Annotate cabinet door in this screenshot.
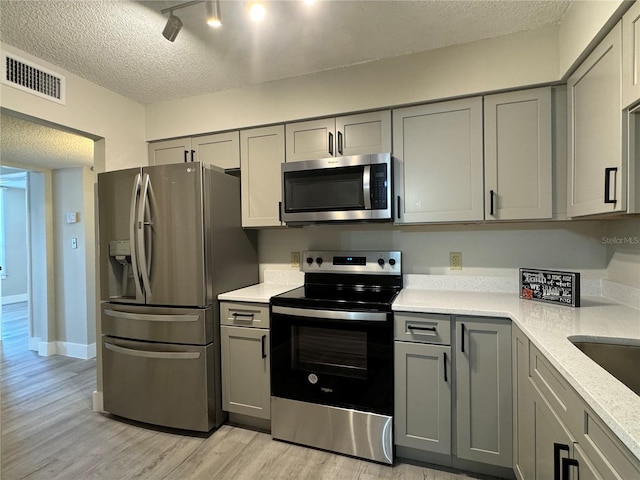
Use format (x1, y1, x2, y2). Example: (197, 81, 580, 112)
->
(623, 0, 640, 109)
(393, 98, 484, 223)
(513, 326, 535, 480)
(285, 118, 335, 162)
(148, 138, 192, 165)
(221, 326, 270, 420)
(394, 341, 451, 455)
(531, 392, 575, 480)
(568, 22, 625, 217)
(455, 317, 512, 468)
(240, 125, 285, 227)
(335, 110, 391, 156)
(193, 131, 239, 170)
(484, 88, 552, 220)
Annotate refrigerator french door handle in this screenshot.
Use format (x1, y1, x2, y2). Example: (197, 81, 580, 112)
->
(104, 341, 201, 360)
(137, 174, 153, 298)
(129, 174, 144, 300)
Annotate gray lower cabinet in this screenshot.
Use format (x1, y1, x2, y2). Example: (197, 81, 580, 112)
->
(395, 313, 512, 476)
(515, 329, 640, 480)
(394, 340, 451, 455)
(455, 317, 513, 468)
(220, 301, 270, 421)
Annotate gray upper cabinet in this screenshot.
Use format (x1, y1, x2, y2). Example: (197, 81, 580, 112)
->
(484, 88, 553, 221)
(148, 132, 240, 169)
(285, 110, 391, 162)
(240, 125, 286, 227)
(455, 317, 512, 468)
(623, 0, 640, 109)
(568, 22, 626, 217)
(393, 98, 484, 223)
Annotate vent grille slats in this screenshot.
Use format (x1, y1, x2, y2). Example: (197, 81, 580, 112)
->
(1, 52, 66, 104)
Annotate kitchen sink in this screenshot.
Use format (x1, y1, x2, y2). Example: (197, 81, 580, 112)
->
(569, 338, 640, 396)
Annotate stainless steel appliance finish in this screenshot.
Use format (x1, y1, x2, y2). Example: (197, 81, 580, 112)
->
(281, 153, 392, 224)
(271, 396, 393, 464)
(98, 162, 258, 432)
(270, 250, 401, 464)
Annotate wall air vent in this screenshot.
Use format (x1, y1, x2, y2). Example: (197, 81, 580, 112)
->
(1, 52, 66, 104)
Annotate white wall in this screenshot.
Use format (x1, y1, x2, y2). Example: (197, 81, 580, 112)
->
(52, 168, 93, 350)
(603, 217, 640, 288)
(258, 221, 609, 283)
(0, 43, 147, 173)
(558, 0, 630, 78)
(146, 26, 559, 140)
(1, 186, 28, 299)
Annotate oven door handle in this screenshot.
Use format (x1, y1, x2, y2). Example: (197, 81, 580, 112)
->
(271, 305, 388, 322)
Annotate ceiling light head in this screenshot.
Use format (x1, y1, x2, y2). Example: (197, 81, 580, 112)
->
(205, 0, 222, 28)
(249, 3, 266, 22)
(162, 14, 183, 42)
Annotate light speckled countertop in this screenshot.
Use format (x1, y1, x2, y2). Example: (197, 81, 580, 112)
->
(218, 283, 301, 303)
(393, 289, 640, 461)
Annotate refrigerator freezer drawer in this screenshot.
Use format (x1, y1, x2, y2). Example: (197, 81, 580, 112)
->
(102, 337, 220, 432)
(101, 303, 213, 345)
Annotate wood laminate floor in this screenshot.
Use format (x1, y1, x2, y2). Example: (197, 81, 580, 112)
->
(1, 302, 494, 480)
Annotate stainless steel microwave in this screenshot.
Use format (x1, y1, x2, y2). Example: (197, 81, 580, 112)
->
(281, 153, 392, 223)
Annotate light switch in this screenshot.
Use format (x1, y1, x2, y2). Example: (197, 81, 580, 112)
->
(71, 238, 78, 249)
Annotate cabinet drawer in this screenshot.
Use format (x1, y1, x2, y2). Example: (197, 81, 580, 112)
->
(575, 405, 640, 479)
(221, 302, 270, 328)
(394, 312, 451, 344)
(529, 344, 574, 418)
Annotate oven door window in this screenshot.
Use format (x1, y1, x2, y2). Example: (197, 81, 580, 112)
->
(293, 326, 367, 379)
(284, 166, 365, 212)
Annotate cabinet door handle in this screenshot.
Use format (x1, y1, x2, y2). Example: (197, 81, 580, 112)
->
(261, 335, 267, 359)
(397, 195, 401, 219)
(184, 150, 189, 163)
(490, 190, 495, 216)
(554, 443, 570, 480)
(561, 457, 579, 480)
(443, 351, 448, 382)
(337, 131, 343, 155)
(407, 325, 437, 333)
(460, 323, 466, 353)
(328, 132, 334, 156)
(278, 201, 282, 223)
(190, 149, 195, 162)
(604, 167, 618, 204)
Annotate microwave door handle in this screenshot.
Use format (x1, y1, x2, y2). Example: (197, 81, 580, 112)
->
(129, 173, 144, 300)
(363, 165, 372, 210)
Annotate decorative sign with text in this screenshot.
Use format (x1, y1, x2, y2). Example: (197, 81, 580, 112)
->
(519, 268, 580, 307)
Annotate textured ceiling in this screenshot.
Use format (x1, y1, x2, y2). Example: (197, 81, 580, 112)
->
(0, 114, 94, 170)
(0, 0, 573, 106)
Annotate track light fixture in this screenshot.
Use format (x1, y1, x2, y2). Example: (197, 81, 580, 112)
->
(161, 0, 222, 42)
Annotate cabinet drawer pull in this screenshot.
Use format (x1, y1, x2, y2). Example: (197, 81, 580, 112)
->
(604, 167, 618, 204)
(443, 351, 448, 382)
(561, 457, 579, 480)
(553, 443, 570, 480)
(407, 325, 437, 334)
(261, 335, 267, 359)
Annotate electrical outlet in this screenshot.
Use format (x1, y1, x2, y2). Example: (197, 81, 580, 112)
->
(450, 252, 462, 270)
(291, 252, 300, 267)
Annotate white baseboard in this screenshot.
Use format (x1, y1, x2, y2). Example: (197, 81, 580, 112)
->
(38, 341, 97, 359)
(92, 390, 104, 412)
(1, 294, 28, 305)
(28, 336, 40, 351)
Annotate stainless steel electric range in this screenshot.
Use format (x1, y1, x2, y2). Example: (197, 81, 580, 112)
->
(270, 250, 402, 464)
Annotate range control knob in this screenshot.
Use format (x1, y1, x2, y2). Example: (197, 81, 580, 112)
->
(316, 257, 323, 266)
(306, 257, 314, 265)
(389, 258, 396, 266)
(378, 258, 385, 266)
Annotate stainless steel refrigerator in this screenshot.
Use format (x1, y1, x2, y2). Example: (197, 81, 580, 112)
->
(98, 162, 257, 432)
